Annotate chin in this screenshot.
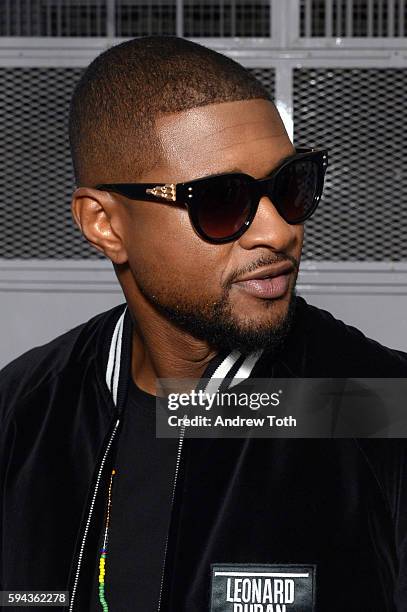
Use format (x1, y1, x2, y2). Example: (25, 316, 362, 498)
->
(232, 291, 292, 320)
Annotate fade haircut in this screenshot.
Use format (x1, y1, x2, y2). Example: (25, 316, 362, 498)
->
(68, 35, 272, 187)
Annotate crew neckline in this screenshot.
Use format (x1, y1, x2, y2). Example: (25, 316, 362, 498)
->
(128, 377, 157, 405)
(127, 348, 234, 403)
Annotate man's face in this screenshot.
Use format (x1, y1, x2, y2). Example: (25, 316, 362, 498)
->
(118, 98, 303, 353)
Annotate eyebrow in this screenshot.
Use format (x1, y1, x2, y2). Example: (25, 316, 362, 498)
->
(200, 150, 297, 181)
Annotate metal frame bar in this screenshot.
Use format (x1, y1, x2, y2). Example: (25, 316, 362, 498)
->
(46, 0, 51, 36)
(231, 0, 236, 38)
(4, 0, 10, 36)
(388, 0, 395, 36)
(325, 0, 333, 37)
(304, 0, 312, 37)
(378, 0, 384, 36)
(400, 0, 405, 36)
(336, 0, 343, 37)
(367, 0, 374, 36)
(16, 0, 21, 36)
(274, 62, 294, 141)
(346, 0, 353, 37)
(1, 36, 407, 52)
(106, 0, 115, 37)
(176, 0, 183, 37)
(288, 35, 407, 46)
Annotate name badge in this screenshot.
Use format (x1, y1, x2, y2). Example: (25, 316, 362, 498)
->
(210, 563, 316, 612)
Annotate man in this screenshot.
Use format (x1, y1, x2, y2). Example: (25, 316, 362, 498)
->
(1, 35, 406, 612)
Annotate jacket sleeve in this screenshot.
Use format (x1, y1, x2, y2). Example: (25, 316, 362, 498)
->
(0, 349, 45, 591)
(357, 438, 407, 609)
(0, 361, 18, 591)
(393, 440, 407, 609)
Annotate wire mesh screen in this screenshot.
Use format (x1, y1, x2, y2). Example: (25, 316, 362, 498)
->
(0, 67, 95, 258)
(0, 66, 274, 259)
(249, 66, 274, 96)
(300, 0, 407, 37)
(294, 68, 407, 261)
(0, 0, 107, 37)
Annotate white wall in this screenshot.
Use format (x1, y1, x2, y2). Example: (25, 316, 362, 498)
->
(1, 260, 406, 369)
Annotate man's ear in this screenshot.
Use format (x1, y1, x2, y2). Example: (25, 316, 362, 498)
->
(71, 187, 128, 264)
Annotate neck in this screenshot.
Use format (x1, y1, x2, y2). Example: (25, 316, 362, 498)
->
(128, 303, 219, 397)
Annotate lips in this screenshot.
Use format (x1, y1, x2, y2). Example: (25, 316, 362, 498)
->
(234, 262, 295, 283)
(232, 263, 294, 299)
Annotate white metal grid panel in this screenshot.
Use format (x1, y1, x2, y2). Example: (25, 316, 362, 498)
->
(299, 0, 407, 38)
(0, 0, 272, 39)
(0, 0, 108, 37)
(294, 67, 407, 260)
(183, 0, 271, 37)
(115, 1, 176, 36)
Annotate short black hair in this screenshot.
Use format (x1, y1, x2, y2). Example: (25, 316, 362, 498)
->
(68, 35, 272, 187)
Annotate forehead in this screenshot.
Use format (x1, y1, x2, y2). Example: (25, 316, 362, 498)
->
(150, 98, 294, 182)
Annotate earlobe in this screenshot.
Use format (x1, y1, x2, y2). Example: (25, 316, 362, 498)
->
(71, 187, 128, 264)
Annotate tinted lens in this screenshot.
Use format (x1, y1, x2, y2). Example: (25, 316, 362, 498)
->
(196, 176, 252, 239)
(272, 158, 319, 222)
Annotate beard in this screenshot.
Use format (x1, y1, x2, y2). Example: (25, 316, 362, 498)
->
(137, 276, 298, 356)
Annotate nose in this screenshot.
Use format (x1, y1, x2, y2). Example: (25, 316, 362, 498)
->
(237, 195, 301, 252)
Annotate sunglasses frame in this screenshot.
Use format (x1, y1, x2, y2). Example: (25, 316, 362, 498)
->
(94, 146, 328, 244)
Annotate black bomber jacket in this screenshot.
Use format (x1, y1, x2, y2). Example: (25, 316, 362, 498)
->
(1, 295, 407, 612)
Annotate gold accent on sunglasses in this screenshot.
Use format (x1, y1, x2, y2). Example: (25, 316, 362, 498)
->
(145, 183, 176, 201)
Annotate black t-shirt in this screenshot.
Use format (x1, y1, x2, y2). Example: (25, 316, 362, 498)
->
(90, 379, 179, 611)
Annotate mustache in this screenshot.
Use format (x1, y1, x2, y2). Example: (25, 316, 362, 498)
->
(225, 254, 299, 288)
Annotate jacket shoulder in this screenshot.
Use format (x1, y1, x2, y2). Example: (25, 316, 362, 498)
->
(297, 296, 407, 376)
(0, 303, 126, 419)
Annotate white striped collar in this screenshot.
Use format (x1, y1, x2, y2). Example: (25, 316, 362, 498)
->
(106, 307, 264, 406)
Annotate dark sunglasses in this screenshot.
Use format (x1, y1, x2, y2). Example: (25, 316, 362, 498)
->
(95, 147, 328, 244)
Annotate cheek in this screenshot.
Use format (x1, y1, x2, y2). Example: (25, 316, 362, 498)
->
(295, 226, 304, 257)
(123, 204, 228, 293)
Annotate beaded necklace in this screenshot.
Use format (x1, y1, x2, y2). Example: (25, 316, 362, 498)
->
(98, 468, 116, 611)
